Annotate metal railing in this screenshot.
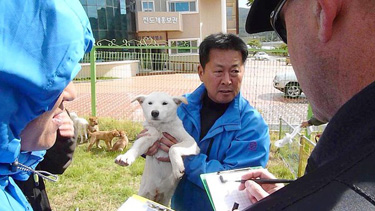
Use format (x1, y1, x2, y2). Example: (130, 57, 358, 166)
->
(276, 117, 319, 178)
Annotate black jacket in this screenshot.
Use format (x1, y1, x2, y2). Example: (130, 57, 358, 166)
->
(245, 82, 375, 211)
(15, 132, 77, 211)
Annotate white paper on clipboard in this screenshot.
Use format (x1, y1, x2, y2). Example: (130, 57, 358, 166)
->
(201, 167, 261, 211)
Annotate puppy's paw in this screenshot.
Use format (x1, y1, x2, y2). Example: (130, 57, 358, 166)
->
(173, 166, 185, 180)
(114, 153, 135, 166)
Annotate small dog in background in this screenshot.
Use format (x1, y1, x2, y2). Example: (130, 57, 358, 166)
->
(88, 116, 99, 133)
(115, 92, 200, 206)
(87, 116, 100, 148)
(87, 130, 121, 151)
(70, 112, 89, 143)
(111, 130, 129, 152)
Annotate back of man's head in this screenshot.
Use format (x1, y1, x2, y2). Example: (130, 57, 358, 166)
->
(245, 0, 375, 122)
(199, 33, 248, 69)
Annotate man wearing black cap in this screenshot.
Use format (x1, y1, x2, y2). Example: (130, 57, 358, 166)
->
(239, 0, 375, 210)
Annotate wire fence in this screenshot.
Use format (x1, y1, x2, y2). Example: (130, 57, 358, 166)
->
(66, 43, 309, 131)
(62, 39, 324, 176)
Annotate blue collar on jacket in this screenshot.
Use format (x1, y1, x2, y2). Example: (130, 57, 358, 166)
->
(180, 83, 243, 138)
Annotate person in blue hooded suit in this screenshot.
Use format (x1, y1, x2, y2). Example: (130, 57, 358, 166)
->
(0, 0, 94, 210)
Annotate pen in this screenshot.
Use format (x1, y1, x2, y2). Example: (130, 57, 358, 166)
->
(235, 178, 295, 184)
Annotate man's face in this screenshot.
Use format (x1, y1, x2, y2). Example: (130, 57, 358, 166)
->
(20, 82, 76, 151)
(198, 49, 245, 103)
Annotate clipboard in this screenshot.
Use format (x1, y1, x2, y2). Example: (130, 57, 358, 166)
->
(118, 194, 175, 211)
(200, 166, 262, 211)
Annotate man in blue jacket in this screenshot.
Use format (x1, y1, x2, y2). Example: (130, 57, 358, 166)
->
(0, 1, 94, 210)
(148, 33, 270, 211)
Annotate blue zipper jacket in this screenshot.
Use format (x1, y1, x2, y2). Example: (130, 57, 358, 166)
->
(0, 1, 94, 210)
(171, 84, 270, 211)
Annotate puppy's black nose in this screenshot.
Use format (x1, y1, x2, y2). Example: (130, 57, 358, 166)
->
(151, 110, 159, 118)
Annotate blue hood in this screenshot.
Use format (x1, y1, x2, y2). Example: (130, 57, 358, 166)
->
(0, 0, 94, 177)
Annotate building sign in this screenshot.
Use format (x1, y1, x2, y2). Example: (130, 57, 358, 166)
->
(137, 12, 182, 32)
(142, 16, 178, 24)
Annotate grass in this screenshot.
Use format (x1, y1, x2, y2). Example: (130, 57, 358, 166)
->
(46, 119, 294, 211)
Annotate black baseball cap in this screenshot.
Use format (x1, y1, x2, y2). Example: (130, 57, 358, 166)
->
(245, 0, 279, 34)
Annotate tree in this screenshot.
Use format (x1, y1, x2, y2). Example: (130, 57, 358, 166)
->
(247, 39, 261, 49)
(247, 0, 254, 7)
(274, 43, 289, 57)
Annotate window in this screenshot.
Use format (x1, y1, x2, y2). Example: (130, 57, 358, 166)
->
(227, 7, 233, 21)
(97, 0, 105, 7)
(106, 0, 113, 6)
(87, 6, 98, 19)
(142, 1, 154, 12)
(169, 1, 197, 12)
(170, 39, 199, 55)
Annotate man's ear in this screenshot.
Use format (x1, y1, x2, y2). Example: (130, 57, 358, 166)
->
(198, 64, 204, 82)
(315, 0, 342, 43)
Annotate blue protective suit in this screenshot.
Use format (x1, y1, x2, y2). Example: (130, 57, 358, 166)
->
(0, 1, 94, 210)
(171, 84, 270, 211)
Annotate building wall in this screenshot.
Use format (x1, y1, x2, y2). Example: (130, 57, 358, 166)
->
(135, 0, 230, 45)
(199, 0, 223, 38)
(167, 13, 201, 39)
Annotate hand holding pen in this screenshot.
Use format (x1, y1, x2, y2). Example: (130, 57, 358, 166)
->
(238, 169, 288, 204)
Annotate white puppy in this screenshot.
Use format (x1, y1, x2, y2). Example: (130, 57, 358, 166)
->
(70, 112, 89, 144)
(115, 92, 200, 206)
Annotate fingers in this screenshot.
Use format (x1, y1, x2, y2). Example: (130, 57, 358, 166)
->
(145, 140, 170, 162)
(157, 133, 178, 153)
(241, 169, 276, 181)
(159, 137, 171, 153)
(145, 141, 160, 156)
(136, 129, 150, 139)
(144, 132, 178, 161)
(238, 169, 277, 191)
(58, 111, 75, 138)
(156, 156, 170, 162)
(162, 132, 178, 145)
(238, 169, 285, 203)
(244, 180, 270, 203)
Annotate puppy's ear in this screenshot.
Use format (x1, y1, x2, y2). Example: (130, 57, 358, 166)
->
(173, 96, 188, 105)
(132, 95, 146, 104)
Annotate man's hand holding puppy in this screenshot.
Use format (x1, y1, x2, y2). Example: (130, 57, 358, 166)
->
(143, 131, 178, 162)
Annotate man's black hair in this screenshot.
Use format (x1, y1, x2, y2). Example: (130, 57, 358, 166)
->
(199, 33, 248, 69)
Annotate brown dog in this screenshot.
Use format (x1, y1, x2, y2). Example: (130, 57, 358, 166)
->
(87, 130, 120, 151)
(88, 116, 99, 133)
(87, 116, 100, 147)
(111, 130, 129, 152)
